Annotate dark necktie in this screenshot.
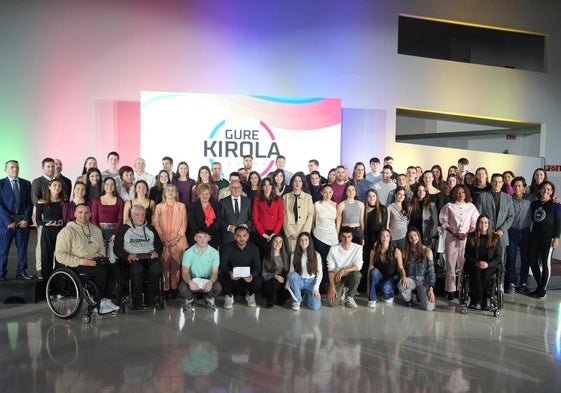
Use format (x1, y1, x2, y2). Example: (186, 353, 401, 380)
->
(12, 179, 20, 213)
(234, 198, 240, 216)
(293, 194, 299, 223)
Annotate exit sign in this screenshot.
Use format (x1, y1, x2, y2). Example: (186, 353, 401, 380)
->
(544, 165, 561, 171)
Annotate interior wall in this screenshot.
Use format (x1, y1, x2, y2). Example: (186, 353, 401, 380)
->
(0, 0, 560, 182)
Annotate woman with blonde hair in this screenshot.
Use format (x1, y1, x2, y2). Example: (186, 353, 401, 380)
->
(153, 184, 187, 298)
(187, 183, 221, 249)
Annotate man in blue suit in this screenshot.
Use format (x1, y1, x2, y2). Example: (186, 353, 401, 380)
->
(220, 180, 253, 244)
(0, 160, 33, 280)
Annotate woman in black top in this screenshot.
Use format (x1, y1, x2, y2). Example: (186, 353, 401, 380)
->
(464, 214, 500, 310)
(527, 181, 561, 299)
(34, 179, 66, 281)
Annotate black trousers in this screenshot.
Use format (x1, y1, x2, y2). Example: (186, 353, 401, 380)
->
(220, 272, 263, 296)
(129, 259, 163, 306)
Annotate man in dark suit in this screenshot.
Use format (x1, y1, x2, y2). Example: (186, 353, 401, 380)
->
(0, 160, 33, 280)
(220, 180, 253, 244)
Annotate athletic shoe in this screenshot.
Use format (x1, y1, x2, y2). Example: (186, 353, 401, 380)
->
(405, 300, 413, 307)
(346, 297, 358, 309)
(384, 297, 394, 304)
(536, 291, 547, 299)
(367, 300, 377, 308)
(245, 293, 256, 307)
(340, 287, 348, 303)
(205, 297, 216, 310)
(516, 284, 531, 295)
(183, 297, 194, 310)
(291, 301, 301, 311)
(446, 292, 454, 301)
(100, 299, 119, 313)
(224, 295, 234, 309)
(506, 283, 516, 294)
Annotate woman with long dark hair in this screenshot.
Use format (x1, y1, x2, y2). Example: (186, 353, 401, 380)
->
(387, 186, 410, 250)
(526, 168, 547, 199)
(408, 184, 438, 247)
(85, 167, 102, 203)
(34, 179, 66, 280)
(527, 181, 561, 299)
(261, 235, 290, 308)
(464, 214, 501, 310)
(367, 229, 406, 307)
(252, 177, 284, 258)
(172, 161, 195, 208)
(286, 232, 322, 310)
(243, 171, 261, 200)
(398, 228, 436, 310)
(191, 165, 219, 203)
(76, 156, 97, 184)
(150, 170, 171, 205)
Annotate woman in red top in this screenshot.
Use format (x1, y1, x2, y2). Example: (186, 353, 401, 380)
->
(252, 177, 284, 258)
(91, 177, 124, 301)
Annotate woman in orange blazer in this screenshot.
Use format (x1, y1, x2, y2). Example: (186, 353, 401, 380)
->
(153, 184, 187, 298)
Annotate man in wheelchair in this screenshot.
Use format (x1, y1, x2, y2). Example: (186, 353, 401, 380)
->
(114, 204, 163, 309)
(463, 214, 501, 311)
(54, 203, 120, 313)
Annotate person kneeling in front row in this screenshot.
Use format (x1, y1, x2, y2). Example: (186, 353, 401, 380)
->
(179, 229, 222, 310)
(326, 226, 363, 309)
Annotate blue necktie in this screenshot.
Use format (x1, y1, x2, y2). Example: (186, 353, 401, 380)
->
(12, 179, 20, 213)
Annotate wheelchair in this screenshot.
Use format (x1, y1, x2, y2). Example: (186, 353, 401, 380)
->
(118, 259, 165, 313)
(459, 265, 504, 317)
(46, 266, 117, 323)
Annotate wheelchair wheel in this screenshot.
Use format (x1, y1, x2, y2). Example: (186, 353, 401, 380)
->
(46, 268, 83, 319)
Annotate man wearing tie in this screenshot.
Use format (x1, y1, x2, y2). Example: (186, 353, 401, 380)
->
(0, 160, 33, 280)
(220, 180, 253, 244)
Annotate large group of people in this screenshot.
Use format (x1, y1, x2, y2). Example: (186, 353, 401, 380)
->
(1, 152, 560, 315)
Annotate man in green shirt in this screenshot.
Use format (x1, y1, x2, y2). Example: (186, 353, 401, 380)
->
(179, 229, 221, 310)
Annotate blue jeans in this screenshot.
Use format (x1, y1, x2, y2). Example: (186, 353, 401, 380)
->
(369, 268, 396, 301)
(505, 227, 530, 286)
(287, 271, 321, 310)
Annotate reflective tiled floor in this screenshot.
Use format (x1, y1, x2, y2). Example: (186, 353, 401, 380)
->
(1, 289, 561, 393)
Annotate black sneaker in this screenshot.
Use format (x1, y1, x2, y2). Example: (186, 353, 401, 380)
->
(536, 291, 547, 299)
(405, 300, 413, 307)
(446, 292, 454, 301)
(0, 275, 6, 281)
(516, 284, 531, 295)
(16, 272, 34, 280)
(506, 283, 515, 294)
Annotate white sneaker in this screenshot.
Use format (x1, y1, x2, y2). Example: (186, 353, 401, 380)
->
(340, 287, 348, 302)
(224, 295, 234, 309)
(246, 293, 256, 307)
(100, 299, 119, 314)
(292, 301, 301, 311)
(346, 297, 358, 309)
(205, 297, 216, 310)
(384, 297, 394, 304)
(367, 300, 377, 308)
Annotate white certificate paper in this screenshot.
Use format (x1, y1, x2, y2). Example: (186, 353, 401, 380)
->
(232, 266, 250, 278)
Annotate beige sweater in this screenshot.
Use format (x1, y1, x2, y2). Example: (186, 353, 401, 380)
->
(55, 221, 105, 267)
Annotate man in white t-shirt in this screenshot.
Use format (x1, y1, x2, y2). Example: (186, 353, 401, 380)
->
(326, 226, 363, 309)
